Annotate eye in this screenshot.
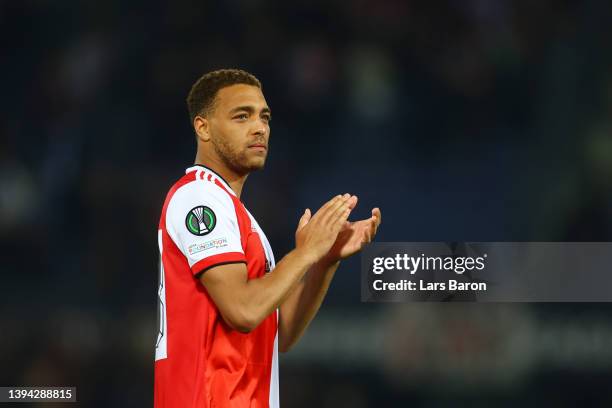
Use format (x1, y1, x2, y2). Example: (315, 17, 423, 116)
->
(261, 114, 271, 123)
(233, 113, 248, 121)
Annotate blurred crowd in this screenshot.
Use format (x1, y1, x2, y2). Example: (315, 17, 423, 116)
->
(1, 0, 612, 406)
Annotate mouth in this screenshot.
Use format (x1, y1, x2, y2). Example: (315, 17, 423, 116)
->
(248, 144, 267, 152)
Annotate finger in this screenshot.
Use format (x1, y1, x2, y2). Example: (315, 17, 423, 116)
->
(315, 195, 344, 219)
(297, 208, 311, 230)
(367, 218, 376, 241)
(372, 208, 381, 228)
(328, 204, 352, 233)
(333, 206, 352, 232)
(369, 214, 378, 236)
(321, 194, 350, 224)
(328, 197, 352, 224)
(347, 195, 358, 210)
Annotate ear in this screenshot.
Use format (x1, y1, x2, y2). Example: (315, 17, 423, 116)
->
(194, 115, 211, 143)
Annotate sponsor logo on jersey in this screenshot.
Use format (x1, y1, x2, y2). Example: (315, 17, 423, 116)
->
(188, 238, 228, 255)
(185, 206, 216, 236)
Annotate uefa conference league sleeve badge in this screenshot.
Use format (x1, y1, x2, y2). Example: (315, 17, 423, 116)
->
(185, 206, 216, 236)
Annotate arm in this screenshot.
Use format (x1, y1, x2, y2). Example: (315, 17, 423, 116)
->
(279, 198, 382, 351)
(199, 249, 315, 333)
(199, 195, 354, 333)
(277, 258, 339, 351)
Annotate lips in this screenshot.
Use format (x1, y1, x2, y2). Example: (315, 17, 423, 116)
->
(248, 144, 267, 151)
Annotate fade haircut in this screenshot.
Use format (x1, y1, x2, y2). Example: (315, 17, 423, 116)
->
(186, 69, 262, 123)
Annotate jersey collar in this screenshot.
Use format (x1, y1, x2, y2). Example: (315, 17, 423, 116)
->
(185, 164, 237, 197)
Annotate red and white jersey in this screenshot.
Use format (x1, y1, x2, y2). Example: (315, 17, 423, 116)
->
(154, 165, 279, 408)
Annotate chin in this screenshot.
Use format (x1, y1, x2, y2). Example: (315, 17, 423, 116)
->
(238, 158, 266, 173)
(248, 161, 266, 171)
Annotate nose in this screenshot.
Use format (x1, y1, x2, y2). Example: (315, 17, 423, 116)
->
(252, 119, 267, 136)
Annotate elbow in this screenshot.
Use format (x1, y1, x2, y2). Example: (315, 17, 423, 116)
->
(234, 320, 256, 334)
(278, 336, 296, 353)
(225, 310, 260, 334)
(227, 319, 252, 333)
(235, 325, 254, 334)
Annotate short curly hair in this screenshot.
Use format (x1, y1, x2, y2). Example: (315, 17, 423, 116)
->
(186, 68, 262, 123)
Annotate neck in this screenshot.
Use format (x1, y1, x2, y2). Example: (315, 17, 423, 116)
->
(194, 151, 247, 198)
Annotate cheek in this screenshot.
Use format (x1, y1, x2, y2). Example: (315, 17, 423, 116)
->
(216, 124, 246, 147)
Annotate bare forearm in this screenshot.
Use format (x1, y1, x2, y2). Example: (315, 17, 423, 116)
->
(279, 259, 340, 351)
(201, 194, 360, 334)
(238, 248, 316, 329)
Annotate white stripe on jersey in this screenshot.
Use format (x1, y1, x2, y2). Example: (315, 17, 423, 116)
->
(185, 165, 235, 196)
(246, 209, 279, 407)
(155, 229, 168, 361)
(269, 318, 279, 408)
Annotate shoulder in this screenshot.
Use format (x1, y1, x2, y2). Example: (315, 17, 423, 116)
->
(166, 172, 237, 222)
(161, 168, 247, 273)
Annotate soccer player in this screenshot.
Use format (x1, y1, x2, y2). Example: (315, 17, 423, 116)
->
(154, 69, 381, 408)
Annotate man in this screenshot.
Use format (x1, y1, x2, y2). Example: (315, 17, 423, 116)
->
(154, 69, 381, 408)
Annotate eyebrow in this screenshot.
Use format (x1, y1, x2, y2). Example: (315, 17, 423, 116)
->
(229, 106, 272, 116)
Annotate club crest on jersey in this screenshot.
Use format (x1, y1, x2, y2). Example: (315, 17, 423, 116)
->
(185, 206, 216, 236)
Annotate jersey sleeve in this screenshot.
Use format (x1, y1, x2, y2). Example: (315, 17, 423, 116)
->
(165, 180, 246, 276)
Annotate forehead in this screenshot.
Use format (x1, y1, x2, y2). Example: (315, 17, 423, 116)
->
(215, 84, 268, 111)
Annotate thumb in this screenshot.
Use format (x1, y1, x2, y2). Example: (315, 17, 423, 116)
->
(297, 208, 311, 230)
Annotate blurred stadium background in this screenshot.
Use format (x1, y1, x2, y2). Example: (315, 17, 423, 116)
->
(2, 0, 612, 406)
